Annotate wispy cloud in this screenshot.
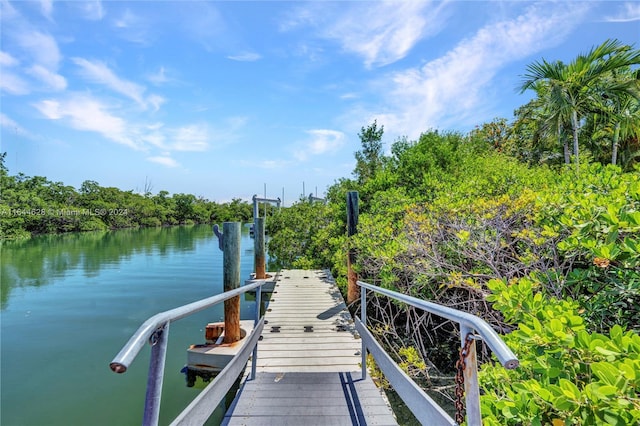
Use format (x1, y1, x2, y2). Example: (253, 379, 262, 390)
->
(373, 2, 589, 137)
(72, 58, 164, 111)
(147, 155, 179, 168)
(1, 5, 64, 95)
(171, 124, 210, 151)
(0, 71, 31, 95)
(294, 129, 345, 161)
(15, 29, 61, 69)
(604, 2, 640, 22)
(282, 1, 449, 68)
(148, 67, 170, 85)
(0, 113, 37, 140)
(112, 8, 151, 44)
(27, 65, 67, 91)
(0, 51, 18, 67)
(227, 52, 262, 62)
(33, 94, 138, 149)
(39, 0, 53, 20)
(324, 1, 442, 68)
(0, 51, 30, 95)
(78, 0, 104, 21)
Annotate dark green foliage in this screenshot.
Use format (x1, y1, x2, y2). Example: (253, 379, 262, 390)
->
(354, 120, 385, 185)
(0, 154, 254, 240)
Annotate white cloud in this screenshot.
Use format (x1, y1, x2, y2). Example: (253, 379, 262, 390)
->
(375, 2, 588, 137)
(171, 124, 210, 151)
(294, 129, 345, 161)
(147, 155, 179, 168)
(40, 0, 53, 20)
(33, 95, 138, 149)
(16, 30, 61, 69)
(148, 67, 170, 85)
(227, 52, 262, 62)
(72, 58, 162, 110)
(0, 0, 19, 21)
(27, 65, 67, 91)
(283, 1, 449, 68)
(0, 51, 19, 67)
(79, 0, 104, 21)
(147, 94, 166, 112)
(112, 8, 151, 44)
(0, 113, 37, 140)
(114, 8, 137, 28)
(0, 71, 30, 95)
(605, 2, 640, 22)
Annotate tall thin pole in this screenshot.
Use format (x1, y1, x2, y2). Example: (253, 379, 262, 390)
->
(347, 191, 359, 303)
(254, 217, 266, 279)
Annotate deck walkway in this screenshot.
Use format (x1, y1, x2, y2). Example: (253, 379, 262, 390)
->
(222, 269, 397, 425)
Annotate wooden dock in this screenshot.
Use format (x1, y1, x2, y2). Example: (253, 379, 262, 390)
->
(222, 269, 398, 425)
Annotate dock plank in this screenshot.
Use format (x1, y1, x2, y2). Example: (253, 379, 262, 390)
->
(223, 269, 398, 425)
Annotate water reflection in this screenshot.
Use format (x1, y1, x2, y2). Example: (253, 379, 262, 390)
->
(1, 225, 249, 308)
(0, 224, 257, 426)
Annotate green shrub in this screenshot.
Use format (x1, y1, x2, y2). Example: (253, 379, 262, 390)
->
(479, 277, 640, 426)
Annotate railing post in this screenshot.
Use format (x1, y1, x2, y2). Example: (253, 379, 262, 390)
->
(251, 284, 262, 380)
(360, 283, 367, 380)
(142, 322, 170, 426)
(254, 217, 266, 279)
(347, 191, 359, 304)
(460, 324, 481, 426)
(252, 195, 259, 221)
(223, 222, 242, 343)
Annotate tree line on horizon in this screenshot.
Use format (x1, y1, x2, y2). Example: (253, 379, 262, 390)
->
(0, 153, 263, 240)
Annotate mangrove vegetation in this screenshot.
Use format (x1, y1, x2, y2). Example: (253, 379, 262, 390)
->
(267, 40, 640, 425)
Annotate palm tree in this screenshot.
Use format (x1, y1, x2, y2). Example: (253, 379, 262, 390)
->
(520, 39, 640, 172)
(592, 68, 640, 167)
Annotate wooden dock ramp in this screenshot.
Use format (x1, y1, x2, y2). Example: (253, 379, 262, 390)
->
(222, 269, 398, 425)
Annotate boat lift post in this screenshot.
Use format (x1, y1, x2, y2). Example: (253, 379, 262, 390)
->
(251, 195, 280, 279)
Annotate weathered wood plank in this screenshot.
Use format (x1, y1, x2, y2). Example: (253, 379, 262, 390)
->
(223, 372, 397, 425)
(222, 269, 397, 425)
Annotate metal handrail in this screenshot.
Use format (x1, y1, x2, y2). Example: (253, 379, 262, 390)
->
(109, 279, 266, 426)
(357, 280, 519, 426)
(357, 281, 518, 369)
(110, 279, 264, 373)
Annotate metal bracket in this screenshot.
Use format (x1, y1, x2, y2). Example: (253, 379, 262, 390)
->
(213, 224, 223, 251)
(149, 325, 166, 346)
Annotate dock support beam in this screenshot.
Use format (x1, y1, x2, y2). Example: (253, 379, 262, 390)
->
(254, 217, 266, 279)
(347, 191, 359, 304)
(460, 325, 481, 426)
(143, 322, 170, 426)
(222, 222, 242, 343)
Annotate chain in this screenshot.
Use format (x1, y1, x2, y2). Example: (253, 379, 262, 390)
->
(454, 333, 474, 425)
(149, 325, 166, 346)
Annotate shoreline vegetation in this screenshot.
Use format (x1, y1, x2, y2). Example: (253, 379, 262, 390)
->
(0, 154, 268, 241)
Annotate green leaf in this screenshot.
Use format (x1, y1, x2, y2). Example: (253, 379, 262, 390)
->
(559, 378, 581, 401)
(592, 362, 619, 385)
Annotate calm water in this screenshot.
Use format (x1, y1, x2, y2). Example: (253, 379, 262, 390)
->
(1, 225, 259, 426)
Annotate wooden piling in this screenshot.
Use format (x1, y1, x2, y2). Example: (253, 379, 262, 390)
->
(223, 222, 242, 343)
(347, 191, 359, 304)
(254, 217, 266, 279)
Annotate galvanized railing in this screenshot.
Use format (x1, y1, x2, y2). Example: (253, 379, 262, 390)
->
(109, 279, 266, 426)
(356, 280, 519, 426)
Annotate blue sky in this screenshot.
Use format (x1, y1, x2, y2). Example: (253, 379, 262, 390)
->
(1, 1, 639, 205)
